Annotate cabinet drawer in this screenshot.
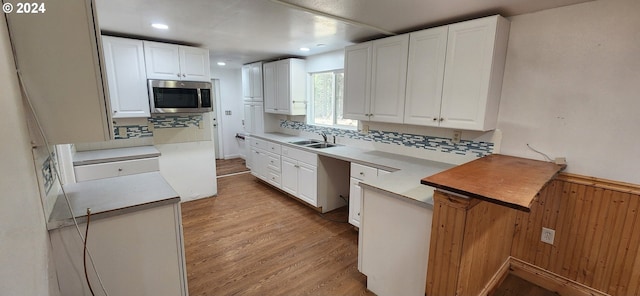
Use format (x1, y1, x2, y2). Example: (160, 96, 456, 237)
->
(281, 146, 317, 166)
(250, 138, 266, 149)
(74, 157, 159, 182)
(266, 152, 281, 172)
(350, 163, 378, 183)
(266, 141, 281, 154)
(266, 171, 281, 188)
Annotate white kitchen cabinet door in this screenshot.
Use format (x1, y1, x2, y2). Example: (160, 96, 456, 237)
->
(4, 0, 113, 144)
(281, 156, 298, 196)
(250, 148, 266, 180)
(404, 27, 448, 126)
(179, 46, 211, 82)
(440, 15, 510, 131)
(343, 42, 372, 121)
(144, 41, 182, 80)
(243, 102, 264, 134)
(251, 62, 263, 100)
(275, 60, 291, 113)
(242, 65, 252, 98)
(263, 61, 277, 112)
(263, 59, 306, 115)
(102, 36, 150, 118)
(297, 162, 318, 206)
(370, 34, 409, 123)
(144, 41, 210, 82)
(243, 103, 253, 133)
(348, 177, 363, 227)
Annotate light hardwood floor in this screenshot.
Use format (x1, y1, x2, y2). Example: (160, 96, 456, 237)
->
(181, 173, 373, 295)
(215, 158, 249, 177)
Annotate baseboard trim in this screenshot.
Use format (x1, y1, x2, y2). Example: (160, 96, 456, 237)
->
(478, 257, 511, 296)
(508, 257, 610, 296)
(478, 257, 610, 296)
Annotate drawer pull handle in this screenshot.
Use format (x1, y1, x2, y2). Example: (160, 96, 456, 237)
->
(118, 168, 123, 172)
(359, 172, 364, 176)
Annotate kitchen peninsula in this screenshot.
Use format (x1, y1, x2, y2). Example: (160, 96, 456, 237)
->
(421, 154, 566, 295)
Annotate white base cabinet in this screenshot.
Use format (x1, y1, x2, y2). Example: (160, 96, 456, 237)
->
(359, 188, 432, 296)
(348, 163, 391, 227)
(281, 146, 318, 207)
(50, 203, 188, 296)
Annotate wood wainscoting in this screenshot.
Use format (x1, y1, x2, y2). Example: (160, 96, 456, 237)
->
(511, 173, 640, 296)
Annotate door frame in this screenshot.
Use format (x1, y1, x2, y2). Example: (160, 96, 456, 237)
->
(212, 79, 224, 159)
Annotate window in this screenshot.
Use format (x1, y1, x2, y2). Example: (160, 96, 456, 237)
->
(310, 70, 357, 128)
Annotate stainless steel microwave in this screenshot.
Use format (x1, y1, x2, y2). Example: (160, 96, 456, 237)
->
(148, 80, 213, 113)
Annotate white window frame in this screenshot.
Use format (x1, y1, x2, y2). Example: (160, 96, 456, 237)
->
(308, 70, 356, 130)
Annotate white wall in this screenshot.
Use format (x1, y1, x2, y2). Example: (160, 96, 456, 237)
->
(0, 13, 59, 296)
(157, 141, 217, 202)
(211, 67, 244, 159)
(306, 49, 345, 73)
(498, 0, 640, 184)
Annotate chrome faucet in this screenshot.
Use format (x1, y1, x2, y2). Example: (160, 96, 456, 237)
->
(320, 132, 328, 143)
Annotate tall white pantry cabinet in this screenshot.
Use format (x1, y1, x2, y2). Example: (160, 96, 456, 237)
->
(345, 15, 510, 131)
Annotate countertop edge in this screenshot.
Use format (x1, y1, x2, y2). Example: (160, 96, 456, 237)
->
(47, 196, 180, 230)
(360, 182, 434, 210)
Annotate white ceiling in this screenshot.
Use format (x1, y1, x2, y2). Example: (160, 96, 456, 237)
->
(95, 0, 592, 69)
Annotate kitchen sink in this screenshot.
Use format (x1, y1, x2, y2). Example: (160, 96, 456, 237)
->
(306, 143, 337, 149)
(289, 140, 322, 145)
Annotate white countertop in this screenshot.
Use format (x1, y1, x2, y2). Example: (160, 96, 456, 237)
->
(250, 133, 456, 208)
(48, 172, 180, 230)
(73, 145, 161, 166)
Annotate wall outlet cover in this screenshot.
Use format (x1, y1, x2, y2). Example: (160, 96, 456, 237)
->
(541, 227, 555, 245)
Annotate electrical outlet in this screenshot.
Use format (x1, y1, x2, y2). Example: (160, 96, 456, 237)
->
(361, 125, 369, 134)
(555, 157, 567, 165)
(452, 130, 462, 143)
(541, 227, 555, 245)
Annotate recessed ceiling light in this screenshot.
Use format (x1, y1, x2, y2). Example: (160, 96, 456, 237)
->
(300, 47, 310, 52)
(217, 62, 226, 66)
(151, 23, 169, 30)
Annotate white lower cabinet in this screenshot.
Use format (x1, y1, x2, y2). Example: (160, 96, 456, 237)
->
(249, 138, 281, 188)
(74, 157, 159, 182)
(50, 203, 188, 296)
(281, 148, 318, 207)
(348, 163, 391, 227)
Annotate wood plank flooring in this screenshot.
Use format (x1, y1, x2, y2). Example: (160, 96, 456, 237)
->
(216, 158, 249, 177)
(181, 173, 373, 295)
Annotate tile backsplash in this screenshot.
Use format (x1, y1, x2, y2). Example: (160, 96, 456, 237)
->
(113, 114, 204, 140)
(280, 120, 494, 158)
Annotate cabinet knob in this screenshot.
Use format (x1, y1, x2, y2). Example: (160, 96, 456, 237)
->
(439, 118, 444, 122)
(177, 73, 181, 77)
(432, 118, 437, 121)
(182, 73, 186, 77)
(359, 172, 364, 176)
(118, 168, 123, 172)
(294, 165, 299, 168)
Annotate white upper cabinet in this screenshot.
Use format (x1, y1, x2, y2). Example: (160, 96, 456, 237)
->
(404, 26, 448, 126)
(4, 0, 113, 144)
(345, 15, 510, 131)
(343, 35, 409, 124)
(143, 41, 211, 82)
(344, 42, 372, 121)
(242, 62, 263, 101)
(101, 36, 150, 118)
(370, 34, 409, 123)
(263, 58, 306, 115)
(439, 15, 510, 131)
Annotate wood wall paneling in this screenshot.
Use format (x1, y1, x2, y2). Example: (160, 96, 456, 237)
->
(511, 173, 640, 296)
(426, 191, 516, 296)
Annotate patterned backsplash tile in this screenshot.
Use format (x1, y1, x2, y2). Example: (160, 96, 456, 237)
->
(114, 114, 203, 139)
(280, 120, 494, 158)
